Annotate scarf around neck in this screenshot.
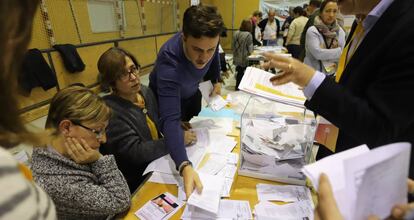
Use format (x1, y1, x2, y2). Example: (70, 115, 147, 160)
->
(314, 15, 340, 49)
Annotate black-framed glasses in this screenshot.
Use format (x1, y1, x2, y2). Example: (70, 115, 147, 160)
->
(71, 121, 105, 139)
(120, 65, 141, 81)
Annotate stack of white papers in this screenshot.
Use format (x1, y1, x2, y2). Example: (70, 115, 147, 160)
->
(238, 67, 306, 107)
(187, 173, 225, 213)
(302, 142, 411, 220)
(182, 199, 252, 220)
(254, 201, 314, 220)
(256, 184, 312, 203)
(207, 134, 237, 154)
(190, 117, 233, 135)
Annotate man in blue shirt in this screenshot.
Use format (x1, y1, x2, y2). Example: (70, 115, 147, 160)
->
(149, 5, 224, 198)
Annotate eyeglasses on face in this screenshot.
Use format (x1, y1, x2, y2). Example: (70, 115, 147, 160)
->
(71, 121, 105, 139)
(119, 65, 141, 81)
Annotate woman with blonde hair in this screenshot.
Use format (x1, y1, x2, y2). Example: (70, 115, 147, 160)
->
(31, 86, 131, 220)
(0, 0, 57, 219)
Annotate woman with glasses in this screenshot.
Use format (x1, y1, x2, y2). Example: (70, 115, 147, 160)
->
(31, 86, 131, 220)
(97, 47, 196, 192)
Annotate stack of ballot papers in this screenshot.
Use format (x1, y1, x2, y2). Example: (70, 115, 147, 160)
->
(254, 200, 314, 220)
(254, 183, 314, 219)
(190, 116, 234, 135)
(199, 80, 228, 111)
(182, 199, 252, 219)
(302, 142, 411, 220)
(238, 67, 306, 107)
(239, 116, 314, 184)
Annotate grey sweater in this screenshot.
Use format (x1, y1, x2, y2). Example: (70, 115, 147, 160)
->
(100, 85, 169, 192)
(31, 148, 131, 220)
(232, 30, 253, 68)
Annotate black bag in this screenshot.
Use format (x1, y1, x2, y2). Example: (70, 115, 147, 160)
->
(53, 44, 85, 73)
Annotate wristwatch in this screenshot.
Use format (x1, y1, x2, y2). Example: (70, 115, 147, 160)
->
(178, 161, 193, 176)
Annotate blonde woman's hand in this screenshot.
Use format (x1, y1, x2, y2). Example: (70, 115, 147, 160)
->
(65, 137, 101, 164)
(184, 130, 197, 146)
(182, 165, 203, 199)
(262, 52, 316, 88)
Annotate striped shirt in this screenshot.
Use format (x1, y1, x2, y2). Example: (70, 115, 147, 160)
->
(0, 147, 56, 220)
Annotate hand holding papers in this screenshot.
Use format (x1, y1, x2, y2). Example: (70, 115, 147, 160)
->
(187, 172, 225, 213)
(302, 142, 412, 220)
(238, 67, 306, 106)
(199, 80, 227, 111)
(135, 192, 183, 220)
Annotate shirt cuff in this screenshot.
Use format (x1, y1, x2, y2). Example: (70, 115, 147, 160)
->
(303, 71, 326, 100)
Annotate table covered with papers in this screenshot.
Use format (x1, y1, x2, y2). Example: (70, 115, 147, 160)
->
(120, 92, 317, 220)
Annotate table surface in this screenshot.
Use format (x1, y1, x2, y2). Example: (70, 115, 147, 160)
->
(120, 122, 315, 220)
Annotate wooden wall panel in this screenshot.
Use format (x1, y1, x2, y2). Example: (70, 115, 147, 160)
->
(156, 34, 175, 52)
(46, 0, 80, 45)
(71, 0, 119, 43)
(234, 0, 260, 30)
(160, 4, 176, 33)
(124, 1, 144, 38)
(29, 7, 50, 49)
(118, 38, 157, 67)
(53, 43, 114, 89)
(144, 2, 162, 35)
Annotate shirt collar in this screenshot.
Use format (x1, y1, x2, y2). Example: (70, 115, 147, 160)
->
(363, 0, 394, 33)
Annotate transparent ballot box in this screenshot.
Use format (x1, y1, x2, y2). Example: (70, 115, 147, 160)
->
(238, 96, 316, 185)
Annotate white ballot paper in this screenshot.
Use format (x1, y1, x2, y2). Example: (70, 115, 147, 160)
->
(135, 192, 183, 220)
(182, 199, 252, 220)
(254, 200, 314, 220)
(302, 142, 411, 220)
(238, 67, 306, 106)
(199, 80, 214, 103)
(256, 183, 312, 202)
(187, 172, 225, 214)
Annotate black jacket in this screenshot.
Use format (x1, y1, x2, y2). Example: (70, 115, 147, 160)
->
(306, 0, 414, 178)
(100, 86, 169, 192)
(258, 17, 281, 39)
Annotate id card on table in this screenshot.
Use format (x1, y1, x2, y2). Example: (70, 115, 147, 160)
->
(135, 192, 183, 220)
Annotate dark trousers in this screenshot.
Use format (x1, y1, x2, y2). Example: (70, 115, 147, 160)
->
(219, 53, 227, 72)
(235, 66, 246, 91)
(286, 44, 302, 59)
(180, 90, 202, 121)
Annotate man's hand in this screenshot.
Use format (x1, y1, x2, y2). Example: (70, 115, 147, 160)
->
(182, 165, 203, 199)
(65, 137, 102, 164)
(184, 130, 197, 146)
(210, 82, 221, 97)
(262, 52, 316, 88)
(315, 173, 343, 220)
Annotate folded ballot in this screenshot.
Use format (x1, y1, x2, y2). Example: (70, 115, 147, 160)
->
(303, 142, 411, 220)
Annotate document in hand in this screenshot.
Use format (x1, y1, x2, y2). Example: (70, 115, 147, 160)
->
(238, 67, 306, 106)
(302, 142, 411, 220)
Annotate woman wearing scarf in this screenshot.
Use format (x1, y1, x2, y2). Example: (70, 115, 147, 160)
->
(304, 0, 345, 75)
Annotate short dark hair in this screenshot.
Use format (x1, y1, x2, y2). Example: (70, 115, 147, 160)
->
(293, 6, 306, 16)
(239, 19, 252, 32)
(320, 0, 338, 12)
(182, 5, 225, 38)
(98, 47, 140, 89)
(309, 0, 322, 7)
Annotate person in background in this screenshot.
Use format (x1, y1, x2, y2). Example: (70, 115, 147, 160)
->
(232, 19, 254, 90)
(304, 0, 345, 75)
(0, 0, 57, 219)
(149, 5, 225, 198)
(258, 9, 281, 46)
(31, 86, 131, 220)
(282, 7, 294, 47)
(218, 29, 231, 79)
(251, 10, 263, 46)
(299, 0, 322, 61)
(263, 0, 414, 177)
(286, 6, 309, 58)
(98, 47, 196, 192)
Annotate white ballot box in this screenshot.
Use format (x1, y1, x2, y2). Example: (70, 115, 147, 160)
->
(238, 96, 316, 185)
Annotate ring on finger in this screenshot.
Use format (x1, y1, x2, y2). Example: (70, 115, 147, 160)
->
(288, 63, 293, 73)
